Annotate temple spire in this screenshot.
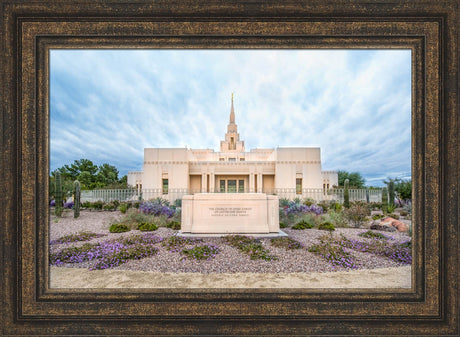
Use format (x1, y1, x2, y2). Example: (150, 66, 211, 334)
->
(230, 93, 235, 124)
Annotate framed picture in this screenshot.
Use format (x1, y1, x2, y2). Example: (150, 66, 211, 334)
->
(47, 48, 413, 290)
(1, 0, 458, 336)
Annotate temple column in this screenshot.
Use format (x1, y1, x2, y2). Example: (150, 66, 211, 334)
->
(209, 172, 215, 193)
(201, 173, 208, 193)
(257, 172, 263, 193)
(249, 172, 255, 193)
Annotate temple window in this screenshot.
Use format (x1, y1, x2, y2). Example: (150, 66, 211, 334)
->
(296, 178, 302, 195)
(162, 179, 168, 195)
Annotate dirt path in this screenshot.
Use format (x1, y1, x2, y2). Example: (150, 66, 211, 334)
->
(50, 265, 411, 289)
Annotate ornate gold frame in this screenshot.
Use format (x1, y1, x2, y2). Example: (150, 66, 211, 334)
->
(1, 0, 458, 335)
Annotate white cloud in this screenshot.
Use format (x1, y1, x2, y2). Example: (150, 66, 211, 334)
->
(50, 49, 411, 185)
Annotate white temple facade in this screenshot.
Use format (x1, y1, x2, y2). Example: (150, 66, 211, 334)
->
(128, 95, 338, 200)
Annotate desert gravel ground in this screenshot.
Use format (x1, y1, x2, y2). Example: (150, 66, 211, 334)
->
(49, 209, 412, 288)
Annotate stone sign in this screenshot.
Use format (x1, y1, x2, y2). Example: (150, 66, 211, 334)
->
(181, 193, 279, 234)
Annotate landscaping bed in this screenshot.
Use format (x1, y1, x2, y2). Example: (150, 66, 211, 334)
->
(50, 209, 412, 274)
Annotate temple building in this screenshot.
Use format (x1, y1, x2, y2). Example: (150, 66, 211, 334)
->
(127, 95, 338, 200)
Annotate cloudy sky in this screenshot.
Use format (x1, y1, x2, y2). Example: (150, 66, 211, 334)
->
(50, 49, 411, 186)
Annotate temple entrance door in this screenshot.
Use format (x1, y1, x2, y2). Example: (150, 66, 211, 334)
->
(218, 176, 247, 193)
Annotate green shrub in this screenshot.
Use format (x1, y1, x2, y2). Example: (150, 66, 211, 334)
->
(292, 220, 314, 230)
(54, 206, 63, 217)
(279, 222, 287, 228)
(173, 199, 182, 208)
(150, 197, 169, 206)
(112, 200, 120, 208)
(358, 230, 388, 240)
(109, 224, 131, 233)
(167, 221, 181, 230)
(330, 202, 343, 212)
(372, 214, 385, 220)
(137, 222, 158, 232)
(303, 198, 314, 206)
(182, 244, 220, 260)
(223, 235, 277, 261)
(91, 201, 104, 210)
(402, 203, 412, 214)
(82, 201, 92, 209)
(318, 222, 336, 231)
(103, 203, 116, 211)
(389, 213, 400, 220)
(369, 202, 383, 210)
(386, 204, 396, 214)
(343, 204, 369, 228)
(163, 236, 202, 251)
(118, 208, 154, 227)
(317, 201, 329, 212)
(400, 210, 408, 216)
(279, 198, 290, 207)
(270, 237, 304, 250)
(324, 210, 348, 228)
(350, 201, 372, 215)
(133, 202, 140, 209)
(119, 203, 128, 214)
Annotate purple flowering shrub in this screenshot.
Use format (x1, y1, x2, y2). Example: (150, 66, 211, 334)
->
(284, 202, 324, 216)
(92, 243, 159, 270)
(50, 231, 106, 245)
(49, 233, 163, 270)
(280, 201, 325, 228)
(50, 199, 56, 207)
(308, 234, 360, 269)
(181, 244, 220, 261)
(64, 201, 74, 209)
(139, 201, 175, 218)
(339, 235, 412, 265)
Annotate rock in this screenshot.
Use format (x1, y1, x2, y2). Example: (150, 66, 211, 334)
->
(381, 217, 409, 232)
(369, 223, 396, 232)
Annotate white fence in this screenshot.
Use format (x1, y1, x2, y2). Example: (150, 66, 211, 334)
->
(81, 188, 382, 203)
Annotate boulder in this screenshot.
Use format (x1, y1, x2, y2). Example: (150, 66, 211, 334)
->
(380, 217, 409, 232)
(369, 223, 397, 232)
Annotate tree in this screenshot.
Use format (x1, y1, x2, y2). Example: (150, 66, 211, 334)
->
(395, 179, 412, 200)
(384, 177, 412, 202)
(77, 171, 93, 188)
(96, 163, 119, 185)
(57, 159, 98, 181)
(337, 171, 365, 188)
(50, 159, 128, 195)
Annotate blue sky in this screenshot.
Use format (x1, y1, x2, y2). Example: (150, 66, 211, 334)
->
(50, 49, 411, 186)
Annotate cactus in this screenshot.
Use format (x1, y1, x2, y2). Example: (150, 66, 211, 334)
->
(343, 179, 350, 208)
(388, 180, 395, 208)
(54, 171, 63, 217)
(74, 180, 81, 218)
(382, 186, 389, 213)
